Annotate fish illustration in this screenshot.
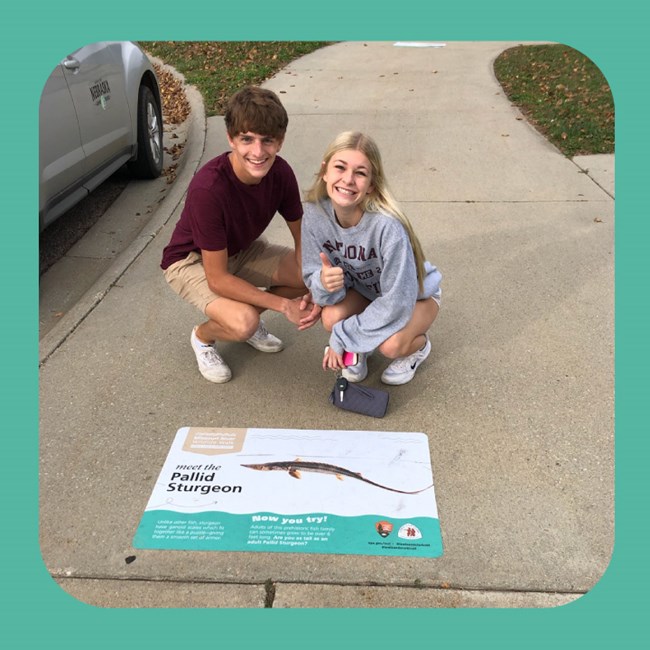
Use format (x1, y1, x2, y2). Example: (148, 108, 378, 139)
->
(241, 459, 432, 495)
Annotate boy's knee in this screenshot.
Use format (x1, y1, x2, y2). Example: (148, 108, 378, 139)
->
(231, 308, 260, 340)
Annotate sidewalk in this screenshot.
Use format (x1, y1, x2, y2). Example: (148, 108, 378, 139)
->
(38, 41, 614, 608)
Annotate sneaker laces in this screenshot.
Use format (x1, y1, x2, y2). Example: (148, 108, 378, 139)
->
(255, 321, 270, 339)
(198, 345, 224, 366)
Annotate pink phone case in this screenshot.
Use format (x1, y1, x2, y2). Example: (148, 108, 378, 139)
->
(342, 351, 358, 367)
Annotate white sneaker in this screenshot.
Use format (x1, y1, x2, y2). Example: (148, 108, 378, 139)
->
(190, 327, 232, 383)
(246, 319, 284, 353)
(342, 352, 368, 383)
(381, 336, 431, 385)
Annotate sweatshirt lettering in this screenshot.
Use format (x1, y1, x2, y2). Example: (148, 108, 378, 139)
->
(322, 239, 377, 261)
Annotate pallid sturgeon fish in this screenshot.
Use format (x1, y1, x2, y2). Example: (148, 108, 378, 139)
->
(241, 459, 432, 495)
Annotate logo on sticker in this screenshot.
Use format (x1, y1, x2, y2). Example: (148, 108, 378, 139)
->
(398, 523, 422, 539)
(375, 521, 393, 538)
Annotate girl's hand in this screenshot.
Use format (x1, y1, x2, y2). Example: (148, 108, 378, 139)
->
(323, 346, 345, 371)
(319, 253, 345, 293)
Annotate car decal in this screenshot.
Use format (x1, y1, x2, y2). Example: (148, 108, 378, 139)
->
(89, 79, 112, 108)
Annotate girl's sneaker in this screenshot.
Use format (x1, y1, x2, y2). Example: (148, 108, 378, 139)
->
(380, 336, 431, 385)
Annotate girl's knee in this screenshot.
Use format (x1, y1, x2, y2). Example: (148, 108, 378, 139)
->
(378, 337, 405, 360)
(321, 306, 342, 332)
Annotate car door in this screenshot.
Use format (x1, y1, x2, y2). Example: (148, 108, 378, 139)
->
(39, 61, 90, 229)
(63, 42, 133, 190)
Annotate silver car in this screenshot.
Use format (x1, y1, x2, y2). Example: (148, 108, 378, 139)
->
(39, 41, 163, 231)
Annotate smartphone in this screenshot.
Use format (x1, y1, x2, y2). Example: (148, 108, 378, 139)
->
(324, 347, 358, 367)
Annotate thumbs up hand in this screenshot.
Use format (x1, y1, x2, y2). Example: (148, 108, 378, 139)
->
(320, 252, 345, 293)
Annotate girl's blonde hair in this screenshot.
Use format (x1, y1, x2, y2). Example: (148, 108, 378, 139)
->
(305, 131, 426, 292)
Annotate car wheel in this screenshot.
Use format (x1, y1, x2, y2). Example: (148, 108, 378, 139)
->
(129, 85, 163, 178)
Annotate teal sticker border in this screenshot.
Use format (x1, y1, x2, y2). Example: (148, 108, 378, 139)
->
(6, 0, 647, 647)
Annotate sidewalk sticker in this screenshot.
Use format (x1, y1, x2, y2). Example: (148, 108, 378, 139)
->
(133, 427, 443, 557)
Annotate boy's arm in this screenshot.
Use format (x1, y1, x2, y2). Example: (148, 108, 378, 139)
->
(285, 218, 302, 270)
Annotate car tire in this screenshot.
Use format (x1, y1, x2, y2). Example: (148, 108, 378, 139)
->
(129, 84, 163, 179)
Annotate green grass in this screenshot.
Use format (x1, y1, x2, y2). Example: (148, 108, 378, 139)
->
(140, 41, 330, 117)
(493, 44, 614, 157)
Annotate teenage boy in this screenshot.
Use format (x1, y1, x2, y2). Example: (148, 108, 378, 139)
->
(161, 86, 318, 383)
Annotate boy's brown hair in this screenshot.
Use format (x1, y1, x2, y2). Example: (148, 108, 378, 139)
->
(224, 86, 288, 140)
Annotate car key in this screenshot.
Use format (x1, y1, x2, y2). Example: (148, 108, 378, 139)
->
(336, 376, 348, 403)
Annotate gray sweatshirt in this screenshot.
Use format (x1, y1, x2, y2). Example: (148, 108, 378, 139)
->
(301, 199, 442, 355)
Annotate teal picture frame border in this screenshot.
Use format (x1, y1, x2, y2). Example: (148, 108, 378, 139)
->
(4, 0, 646, 646)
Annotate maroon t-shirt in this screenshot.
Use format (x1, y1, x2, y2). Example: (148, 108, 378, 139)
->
(161, 152, 303, 269)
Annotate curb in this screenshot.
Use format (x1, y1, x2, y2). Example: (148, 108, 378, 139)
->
(38, 71, 206, 366)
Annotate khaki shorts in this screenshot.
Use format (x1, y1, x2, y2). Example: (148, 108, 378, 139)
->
(163, 238, 291, 314)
